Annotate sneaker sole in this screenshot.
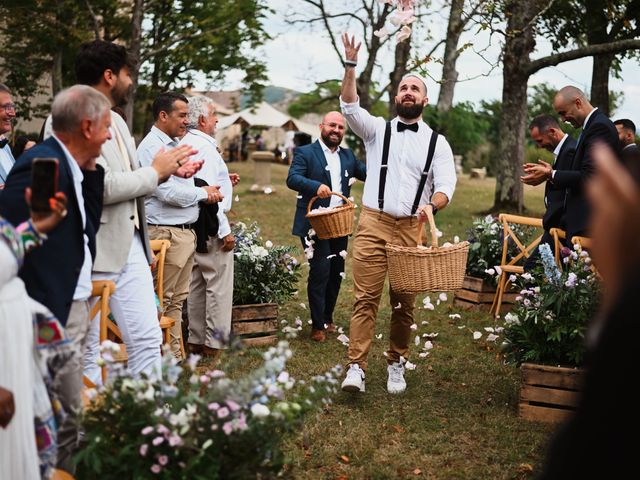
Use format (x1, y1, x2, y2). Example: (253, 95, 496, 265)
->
(341, 382, 365, 393)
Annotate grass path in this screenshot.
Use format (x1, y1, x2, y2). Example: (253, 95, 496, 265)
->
(223, 160, 553, 479)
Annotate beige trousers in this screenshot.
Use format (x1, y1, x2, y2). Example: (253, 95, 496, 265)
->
(348, 207, 420, 370)
(188, 236, 234, 349)
(148, 226, 196, 359)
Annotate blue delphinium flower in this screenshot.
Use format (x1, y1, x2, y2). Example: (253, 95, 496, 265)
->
(539, 243, 561, 286)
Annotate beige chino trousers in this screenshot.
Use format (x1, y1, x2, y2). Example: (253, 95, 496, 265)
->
(348, 206, 421, 370)
(148, 225, 196, 359)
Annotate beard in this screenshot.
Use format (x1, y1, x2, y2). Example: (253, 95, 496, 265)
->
(395, 99, 424, 120)
(321, 132, 343, 149)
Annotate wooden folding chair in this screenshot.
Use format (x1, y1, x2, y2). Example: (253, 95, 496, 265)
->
(549, 227, 567, 267)
(149, 239, 184, 358)
(490, 214, 544, 316)
(84, 280, 117, 386)
(571, 235, 592, 250)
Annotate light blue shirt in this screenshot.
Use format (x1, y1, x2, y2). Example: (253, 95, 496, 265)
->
(52, 134, 93, 300)
(137, 125, 207, 225)
(0, 141, 15, 184)
(180, 129, 233, 238)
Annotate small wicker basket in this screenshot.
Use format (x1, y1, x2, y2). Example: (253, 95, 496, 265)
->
(305, 192, 355, 240)
(386, 208, 469, 293)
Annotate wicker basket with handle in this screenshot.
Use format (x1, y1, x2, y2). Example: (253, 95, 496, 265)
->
(386, 208, 470, 293)
(305, 192, 355, 240)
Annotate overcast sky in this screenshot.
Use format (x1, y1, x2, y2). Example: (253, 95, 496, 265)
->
(209, 0, 639, 121)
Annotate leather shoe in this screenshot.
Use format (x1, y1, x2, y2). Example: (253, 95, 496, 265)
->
(187, 343, 203, 355)
(325, 323, 337, 333)
(310, 329, 326, 342)
(200, 346, 222, 366)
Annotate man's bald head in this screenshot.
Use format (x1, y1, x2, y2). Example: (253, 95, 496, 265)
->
(319, 111, 346, 150)
(553, 85, 594, 129)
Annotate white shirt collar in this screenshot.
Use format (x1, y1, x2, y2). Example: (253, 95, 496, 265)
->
(582, 107, 597, 129)
(187, 128, 217, 146)
(51, 133, 83, 180)
(150, 125, 178, 146)
(553, 134, 569, 158)
(623, 143, 637, 150)
(318, 138, 340, 154)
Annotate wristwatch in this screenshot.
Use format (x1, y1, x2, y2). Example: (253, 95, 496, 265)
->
(428, 201, 438, 215)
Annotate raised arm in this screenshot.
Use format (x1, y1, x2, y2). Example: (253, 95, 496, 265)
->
(340, 33, 360, 104)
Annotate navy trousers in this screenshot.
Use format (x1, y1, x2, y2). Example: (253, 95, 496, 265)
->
(301, 235, 348, 330)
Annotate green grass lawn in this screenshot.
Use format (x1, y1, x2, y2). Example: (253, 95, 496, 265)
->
(223, 160, 554, 479)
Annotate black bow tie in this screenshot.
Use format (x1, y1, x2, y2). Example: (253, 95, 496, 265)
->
(0, 138, 7, 148)
(397, 121, 419, 133)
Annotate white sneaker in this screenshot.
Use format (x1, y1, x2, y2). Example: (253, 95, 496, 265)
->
(387, 362, 406, 394)
(341, 363, 365, 392)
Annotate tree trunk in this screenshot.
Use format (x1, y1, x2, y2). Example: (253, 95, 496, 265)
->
(493, 1, 542, 213)
(387, 38, 412, 117)
(589, 53, 614, 115)
(125, 0, 144, 131)
(436, 0, 464, 113)
(51, 49, 63, 95)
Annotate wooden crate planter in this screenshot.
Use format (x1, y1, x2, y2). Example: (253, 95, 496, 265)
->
(231, 303, 278, 347)
(453, 275, 517, 312)
(518, 363, 584, 423)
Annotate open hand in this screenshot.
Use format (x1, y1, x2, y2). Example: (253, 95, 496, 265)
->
(341, 33, 361, 63)
(229, 173, 240, 187)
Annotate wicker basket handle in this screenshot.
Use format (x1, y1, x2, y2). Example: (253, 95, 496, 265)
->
(306, 191, 353, 214)
(416, 207, 439, 248)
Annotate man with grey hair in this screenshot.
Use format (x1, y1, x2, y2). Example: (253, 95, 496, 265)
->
(0, 83, 17, 187)
(181, 95, 235, 361)
(0, 84, 112, 471)
(132, 92, 222, 361)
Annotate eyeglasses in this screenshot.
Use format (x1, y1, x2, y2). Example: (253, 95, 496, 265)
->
(0, 103, 16, 112)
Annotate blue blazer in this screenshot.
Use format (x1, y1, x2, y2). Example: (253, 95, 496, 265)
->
(286, 140, 366, 237)
(0, 137, 104, 325)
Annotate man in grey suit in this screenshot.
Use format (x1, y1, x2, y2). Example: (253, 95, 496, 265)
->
(69, 40, 201, 385)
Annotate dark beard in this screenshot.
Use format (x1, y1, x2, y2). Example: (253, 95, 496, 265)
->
(396, 100, 424, 120)
(321, 133, 342, 149)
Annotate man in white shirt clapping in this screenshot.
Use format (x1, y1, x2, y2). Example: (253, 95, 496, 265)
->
(339, 34, 457, 395)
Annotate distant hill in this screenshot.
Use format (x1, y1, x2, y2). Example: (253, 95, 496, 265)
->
(240, 85, 302, 110)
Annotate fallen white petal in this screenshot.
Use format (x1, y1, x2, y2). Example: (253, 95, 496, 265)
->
(438, 293, 447, 302)
(486, 333, 499, 342)
(414, 336, 420, 346)
(424, 341, 433, 350)
(410, 323, 418, 330)
(418, 352, 430, 358)
(234, 194, 239, 202)
(405, 361, 416, 370)
(448, 314, 461, 320)
(348, 177, 357, 186)
(473, 331, 482, 340)
(337, 334, 350, 344)
(299, 303, 306, 309)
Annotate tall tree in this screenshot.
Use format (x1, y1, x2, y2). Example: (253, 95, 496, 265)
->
(487, 0, 640, 211)
(0, 0, 271, 129)
(540, 0, 640, 115)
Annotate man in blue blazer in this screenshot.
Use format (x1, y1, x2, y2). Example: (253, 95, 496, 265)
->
(0, 85, 110, 473)
(287, 111, 366, 342)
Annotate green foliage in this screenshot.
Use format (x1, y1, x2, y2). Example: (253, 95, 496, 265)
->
(501, 243, 601, 367)
(423, 102, 491, 159)
(287, 80, 341, 118)
(232, 222, 301, 305)
(76, 341, 340, 479)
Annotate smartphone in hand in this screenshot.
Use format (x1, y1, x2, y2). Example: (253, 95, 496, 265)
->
(31, 157, 59, 213)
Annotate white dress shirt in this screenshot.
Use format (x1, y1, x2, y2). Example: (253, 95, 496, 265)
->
(340, 97, 456, 217)
(52, 134, 93, 300)
(318, 138, 344, 208)
(0, 140, 15, 184)
(180, 129, 233, 238)
(137, 125, 207, 225)
(553, 134, 569, 160)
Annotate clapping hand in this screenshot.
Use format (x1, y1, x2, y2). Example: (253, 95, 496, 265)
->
(521, 159, 552, 185)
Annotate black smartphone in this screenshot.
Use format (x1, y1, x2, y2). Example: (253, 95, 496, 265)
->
(31, 157, 59, 213)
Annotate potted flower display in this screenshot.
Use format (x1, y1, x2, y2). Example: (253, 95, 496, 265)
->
(76, 341, 340, 478)
(231, 222, 301, 346)
(454, 215, 534, 311)
(500, 243, 600, 423)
